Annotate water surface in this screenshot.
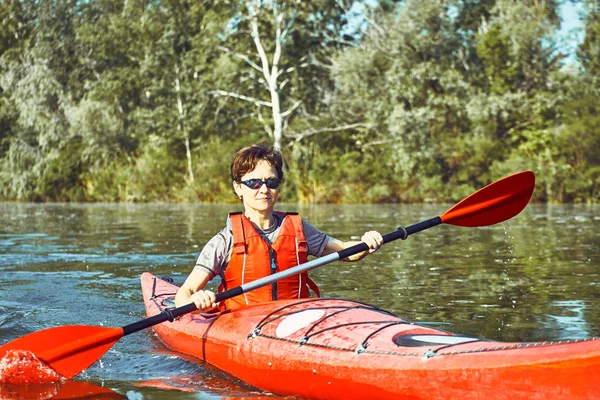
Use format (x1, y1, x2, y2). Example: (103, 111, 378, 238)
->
(0, 203, 598, 398)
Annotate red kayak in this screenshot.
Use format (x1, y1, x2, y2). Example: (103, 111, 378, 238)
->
(141, 272, 600, 400)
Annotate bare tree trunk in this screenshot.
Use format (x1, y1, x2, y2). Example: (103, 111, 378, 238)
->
(271, 89, 283, 150)
(250, 1, 284, 150)
(175, 64, 194, 184)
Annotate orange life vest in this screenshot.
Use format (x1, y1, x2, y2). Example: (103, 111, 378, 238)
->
(219, 212, 320, 310)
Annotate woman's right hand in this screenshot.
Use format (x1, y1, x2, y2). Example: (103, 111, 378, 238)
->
(189, 289, 217, 310)
(175, 269, 215, 309)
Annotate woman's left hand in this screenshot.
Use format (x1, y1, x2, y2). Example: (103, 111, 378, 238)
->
(361, 231, 384, 253)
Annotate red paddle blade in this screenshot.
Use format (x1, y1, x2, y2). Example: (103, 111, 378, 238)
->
(0, 325, 123, 380)
(441, 170, 535, 227)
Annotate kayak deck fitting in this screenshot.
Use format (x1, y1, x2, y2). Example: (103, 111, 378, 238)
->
(141, 272, 600, 400)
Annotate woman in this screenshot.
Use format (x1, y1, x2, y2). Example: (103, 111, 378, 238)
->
(175, 144, 383, 311)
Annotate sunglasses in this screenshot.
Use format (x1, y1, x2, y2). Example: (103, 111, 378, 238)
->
(237, 178, 282, 190)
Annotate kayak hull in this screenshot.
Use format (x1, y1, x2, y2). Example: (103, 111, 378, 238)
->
(141, 273, 600, 399)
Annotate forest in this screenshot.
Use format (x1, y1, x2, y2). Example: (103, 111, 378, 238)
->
(0, 0, 598, 203)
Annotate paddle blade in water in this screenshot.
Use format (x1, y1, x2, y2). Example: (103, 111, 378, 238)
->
(0, 325, 123, 381)
(441, 170, 535, 227)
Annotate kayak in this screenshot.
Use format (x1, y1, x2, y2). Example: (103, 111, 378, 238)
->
(141, 272, 600, 400)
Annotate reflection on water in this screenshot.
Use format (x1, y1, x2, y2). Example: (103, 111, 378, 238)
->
(543, 300, 591, 340)
(0, 379, 124, 400)
(0, 203, 598, 398)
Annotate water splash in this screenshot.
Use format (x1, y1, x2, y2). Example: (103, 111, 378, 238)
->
(0, 349, 64, 385)
(499, 222, 517, 309)
(500, 221, 516, 261)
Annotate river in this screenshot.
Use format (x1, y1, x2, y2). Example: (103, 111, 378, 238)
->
(0, 203, 598, 399)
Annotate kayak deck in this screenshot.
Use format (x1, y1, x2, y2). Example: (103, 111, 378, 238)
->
(141, 272, 600, 400)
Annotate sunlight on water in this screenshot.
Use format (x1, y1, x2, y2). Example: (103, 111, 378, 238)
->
(544, 300, 592, 340)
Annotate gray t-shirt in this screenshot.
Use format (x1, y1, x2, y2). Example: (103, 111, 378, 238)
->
(193, 213, 330, 279)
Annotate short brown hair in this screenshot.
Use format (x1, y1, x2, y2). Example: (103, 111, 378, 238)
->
(230, 144, 284, 182)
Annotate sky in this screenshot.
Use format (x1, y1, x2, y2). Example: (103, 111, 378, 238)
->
(558, 1, 585, 64)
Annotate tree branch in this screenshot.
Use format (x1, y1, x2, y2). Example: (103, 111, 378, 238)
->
(286, 122, 371, 142)
(209, 90, 272, 107)
(281, 100, 302, 118)
(249, 4, 274, 86)
(218, 46, 263, 74)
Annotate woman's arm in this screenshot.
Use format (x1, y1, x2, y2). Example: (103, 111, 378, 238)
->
(175, 269, 216, 309)
(175, 230, 229, 309)
(321, 231, 383, 261)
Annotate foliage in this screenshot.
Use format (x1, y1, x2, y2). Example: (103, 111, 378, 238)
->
(0, 0, 598, 203)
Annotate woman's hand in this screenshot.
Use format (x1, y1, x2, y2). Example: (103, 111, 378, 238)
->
(321, 230, 384, 261)
(361, 230, 384, 254)
(175, 269, 214, 308)
(189, 289, 217, 310)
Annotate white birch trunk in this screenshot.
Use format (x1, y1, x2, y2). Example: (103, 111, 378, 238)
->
(212, 0, 303, 150)
(175, 64, 194, 184)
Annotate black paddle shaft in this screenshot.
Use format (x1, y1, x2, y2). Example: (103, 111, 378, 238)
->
(122, 216, 443, 336)
(338, 216, 442, 260)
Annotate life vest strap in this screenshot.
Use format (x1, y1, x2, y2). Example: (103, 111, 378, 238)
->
(230, 212, 246, 254)
(307, 276, 321, 298)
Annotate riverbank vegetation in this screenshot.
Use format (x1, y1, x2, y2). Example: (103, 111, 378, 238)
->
(0, 0, 598, 203)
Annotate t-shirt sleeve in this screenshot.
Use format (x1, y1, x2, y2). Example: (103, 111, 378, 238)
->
(193, 228, 232, 278)
(302, 220, 330, 257)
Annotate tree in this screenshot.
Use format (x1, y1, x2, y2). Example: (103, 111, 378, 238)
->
(0, 1, 86, 200)
(135, 0, 225, 185)
(212, 0, 355, 150)
(326, 0, 570, 200)
(475, 0, 574, 201)
(578, 0, 600, 78)
(553, 0, 600, 202)
(332, 1, 480, 194)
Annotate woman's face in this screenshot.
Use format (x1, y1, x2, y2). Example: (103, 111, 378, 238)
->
(234, 160, 279, 214)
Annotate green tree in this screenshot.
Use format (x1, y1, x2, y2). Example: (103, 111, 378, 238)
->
(577, 0, 600, 78)
(549, 0, 600, 202)
(133, 1, 237, 186)
(0, 1, 85, 200)
(330, 0, 483, 200)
